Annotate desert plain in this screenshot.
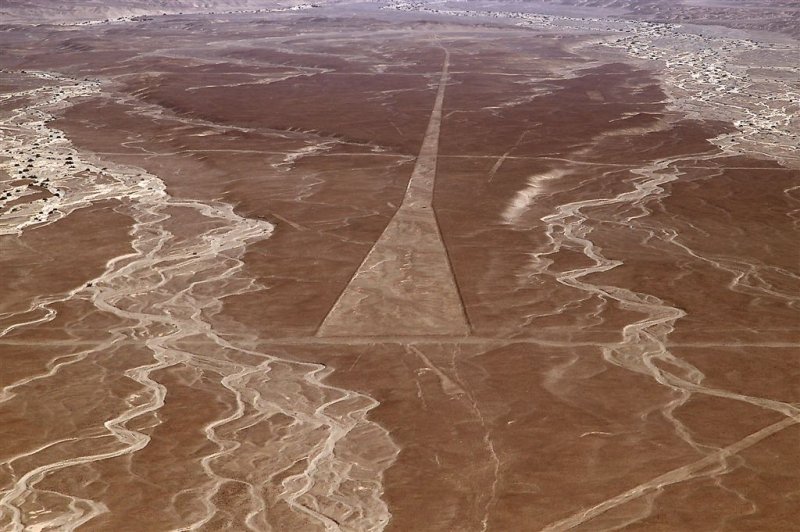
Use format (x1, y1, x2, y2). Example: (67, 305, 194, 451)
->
(0, 0, 799, 530)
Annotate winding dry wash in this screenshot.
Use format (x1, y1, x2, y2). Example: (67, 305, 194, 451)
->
(1, 0, 799, 530)
(1, 70, 397, 531)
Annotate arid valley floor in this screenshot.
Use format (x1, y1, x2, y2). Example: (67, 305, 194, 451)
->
(1, 1, 799, 530)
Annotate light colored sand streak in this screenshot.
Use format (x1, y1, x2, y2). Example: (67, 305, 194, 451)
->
(318, 48, 470, 337)
(541, 417, 798, 531)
